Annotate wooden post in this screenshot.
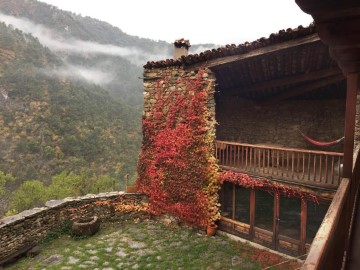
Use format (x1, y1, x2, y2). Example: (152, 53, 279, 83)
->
(220, 184, 226, 212)
(343, 73, 358, 178)
(249, 189, 255, 240)
(273, 194, 280, 250)
(299, 199, 307, 255)
(232, 184, 236, 220)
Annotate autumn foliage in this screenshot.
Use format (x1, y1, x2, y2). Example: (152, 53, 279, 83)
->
(137, 69, 220, 228)
(220, 171, 319, 204)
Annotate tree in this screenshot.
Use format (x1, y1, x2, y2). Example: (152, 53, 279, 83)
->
(7, 180, 46, 214)
(91, 174, 118, 194)
(0, 171, 15, 196)
(46, 171, 85, 200)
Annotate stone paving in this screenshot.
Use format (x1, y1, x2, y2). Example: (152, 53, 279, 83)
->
(5, 218, 300, 270)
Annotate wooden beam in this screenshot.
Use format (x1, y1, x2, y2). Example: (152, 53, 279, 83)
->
(203, 34, 320, 70)
(249, 189, 255, 240)
(299, 199, 307, 255)
(216, 140, 344, 156)
(316, 17, 360, 47)
(223, 67, 342, 95)
(232, 183, 236, 220)
(220, 184, 226, 212)
(343, 73, 359, 178)
(295, 1, 360, 21)
(273, 194, 280, 250)
(260, 74, 345, 106)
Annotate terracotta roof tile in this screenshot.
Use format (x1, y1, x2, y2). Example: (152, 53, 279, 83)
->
(144, 23, 316, 69)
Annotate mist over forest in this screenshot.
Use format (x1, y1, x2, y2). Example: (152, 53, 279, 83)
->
(0, 0, 216, 216)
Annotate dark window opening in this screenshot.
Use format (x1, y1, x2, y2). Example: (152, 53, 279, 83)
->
(220, 182, 233, 218)
(279, 196, 301, 239)
(255, 189, 273, 231)
(235, 185, 250, 224)
(306, 200, 329, 243)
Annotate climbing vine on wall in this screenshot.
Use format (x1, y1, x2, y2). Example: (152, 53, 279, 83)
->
(137, 68, 220, 229)
(220, 171, 319, 204)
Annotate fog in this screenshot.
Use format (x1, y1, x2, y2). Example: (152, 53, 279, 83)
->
(40, 64, 114, 85)
(191, 46, 217, 55)
(0, 12, 169, 66)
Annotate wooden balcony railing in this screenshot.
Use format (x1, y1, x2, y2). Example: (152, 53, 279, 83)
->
(301, 146, 360, 269)
(215, 140, 344, 187)
(301, 177, 350, 270)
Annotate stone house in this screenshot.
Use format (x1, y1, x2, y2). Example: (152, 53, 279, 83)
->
(138, 24, 354, 257)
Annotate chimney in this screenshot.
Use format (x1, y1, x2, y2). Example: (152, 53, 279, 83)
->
(174, 38, 191, 60)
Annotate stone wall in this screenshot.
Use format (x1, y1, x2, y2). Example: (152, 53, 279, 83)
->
(216, 96, 345, 152)
(143, 66, 216, 119)
(0, 192, 148, 265)
(139, 66, 219, 227)
(143, 67, 346, 153)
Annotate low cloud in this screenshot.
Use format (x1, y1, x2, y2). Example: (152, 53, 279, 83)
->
(0, 12, 169, 65)
(191, 45, 217, 55)
(40, 64, 114, 85)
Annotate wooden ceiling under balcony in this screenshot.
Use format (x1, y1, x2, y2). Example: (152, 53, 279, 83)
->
(144, 24, 346, 103)
(209, 36, 345, 102)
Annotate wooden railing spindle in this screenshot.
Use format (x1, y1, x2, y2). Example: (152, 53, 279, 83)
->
(282, 151, 285, 177)
(325, 155, 328, 184)
(267, 149, 270, 174)
(313, 154, 317, 182)
(245, 147, 248, 170)
(302, 153, 305, 180)
(296, 152, 300, 179)
(292, 152, 295, 178)
(319, 154, 323, 183)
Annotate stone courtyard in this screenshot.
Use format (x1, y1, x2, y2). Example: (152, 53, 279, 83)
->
(5, 218, 301, 270)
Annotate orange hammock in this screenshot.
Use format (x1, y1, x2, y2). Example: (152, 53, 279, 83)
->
(300, 131, 344, 147)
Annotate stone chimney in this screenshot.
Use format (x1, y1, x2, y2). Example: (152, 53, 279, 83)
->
(174, 38, 191, 60)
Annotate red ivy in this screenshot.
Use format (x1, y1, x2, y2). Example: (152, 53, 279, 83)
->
(220, 171, 319, 204)
(137, 68, 216, 228)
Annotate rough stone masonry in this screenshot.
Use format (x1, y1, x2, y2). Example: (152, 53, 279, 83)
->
(0, 192, 148, 266)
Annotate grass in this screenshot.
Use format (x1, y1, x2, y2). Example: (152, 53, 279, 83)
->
(5, 218, 300, 270)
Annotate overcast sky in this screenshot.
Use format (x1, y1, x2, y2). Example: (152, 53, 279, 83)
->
(39, 0, 313, 45)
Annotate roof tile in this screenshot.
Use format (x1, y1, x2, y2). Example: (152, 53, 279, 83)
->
(144, 23, 316, 69)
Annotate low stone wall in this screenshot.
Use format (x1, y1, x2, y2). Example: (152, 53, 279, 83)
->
(0, 192, 148, 265)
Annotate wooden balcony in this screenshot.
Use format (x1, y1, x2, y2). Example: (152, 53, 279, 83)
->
(301, 147, 360, 269)
(215, 140, 344, 188)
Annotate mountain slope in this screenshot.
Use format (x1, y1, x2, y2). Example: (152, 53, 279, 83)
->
(0, 0, 175, 107)
(0, 0, 216, 215)
(0, 22, 140, 183)
(0, 0, 215, 106)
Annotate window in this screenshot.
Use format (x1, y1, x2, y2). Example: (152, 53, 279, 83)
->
(279, 196, 301, 239)
(255, 189, 273, 231)
(235, 186, 250, 223)
(306, 200, 329, 243)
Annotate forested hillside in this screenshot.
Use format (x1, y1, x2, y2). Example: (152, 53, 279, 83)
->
(0, 0, 215, 215)
(0, 0, 175, 106)
(0, 0, 213, 104)
(0, 22, 140, 215)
